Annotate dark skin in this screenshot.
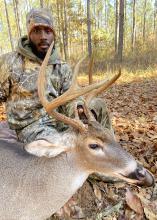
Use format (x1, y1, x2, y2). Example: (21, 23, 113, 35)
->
(29, 25, 54, 60)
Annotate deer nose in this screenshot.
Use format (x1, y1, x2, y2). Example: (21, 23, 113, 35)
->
(136, 165, 147, 178)
(137, 166, 155, 187)
(128, 164, 155, 187)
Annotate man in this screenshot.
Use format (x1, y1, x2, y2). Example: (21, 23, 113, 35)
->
(0, 8, 112, 144)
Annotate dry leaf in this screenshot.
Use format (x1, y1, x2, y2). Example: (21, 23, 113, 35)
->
(144, 206, 157, 220)
(125, 188, 144, 216)
(138, 193, 157, 220)
(93, 184, 102, 201)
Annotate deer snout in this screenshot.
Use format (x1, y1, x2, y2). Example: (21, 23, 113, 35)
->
(126, 164, 154, 187)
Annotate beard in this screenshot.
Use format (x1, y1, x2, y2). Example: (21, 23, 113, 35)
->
(29, 40, 47, 60)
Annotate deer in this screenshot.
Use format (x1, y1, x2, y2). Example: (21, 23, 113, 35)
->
(0, 42, 154, 220)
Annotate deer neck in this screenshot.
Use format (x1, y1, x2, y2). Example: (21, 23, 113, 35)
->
(39, 131, 90, 214)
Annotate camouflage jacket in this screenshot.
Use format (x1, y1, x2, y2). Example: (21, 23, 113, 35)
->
(0, 36, 72, 132)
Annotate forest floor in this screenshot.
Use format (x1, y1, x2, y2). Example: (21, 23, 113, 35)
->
(0, 71, 157, 219)
(53, 72, 157, 220)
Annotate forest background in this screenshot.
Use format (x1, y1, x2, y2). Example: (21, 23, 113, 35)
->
(1, 0, 157, 73)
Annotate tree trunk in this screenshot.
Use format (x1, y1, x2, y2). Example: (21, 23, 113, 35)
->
(3, 0, 14, 51)
(131, 0, 136, 51)
(124, 0, 127, 20)
(87, 0, 92, 57)
(25, 0, 31, 10)
(45, 0, 51, 7)
(154, 0, 157, 45)
(143, 0, 147, 43)
(115, 0, 119, 54)
(117, 0, 124, 63)
(60, 2, 65, 58)
(13, 0, 22, 37)
(93, 1, 97, 30)
(81, 23, 85, 53)
(56, 0, 63, 56)
(123, 0, 127, 50)
(60, 0, 69, 60)
(63, 0, 69, 61)
(88, 54, 94, 84)
(40, 0, 44, 8)
(105, 0, 108, 29)
(13, 0, 19, 37)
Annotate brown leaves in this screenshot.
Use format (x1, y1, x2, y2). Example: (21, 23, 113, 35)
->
(102, 78, 157, 219)
(93, 183, 102, 201)
(104, 78, 157, 178)
(0, 104, 6, 121)
(125, 187, 157, 219)
(126, 188, 144, 216)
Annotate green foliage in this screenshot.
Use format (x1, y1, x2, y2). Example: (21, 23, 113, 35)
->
(93, 28, 114, 48)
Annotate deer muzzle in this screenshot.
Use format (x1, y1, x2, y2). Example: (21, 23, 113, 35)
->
(122, 164, 154, 187)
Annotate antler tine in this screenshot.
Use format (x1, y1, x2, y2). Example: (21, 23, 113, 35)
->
(71, 55, 86, 87)
(38, 41, 54, 107)
(81, 57, 121, 120)
(85, 69, 121, 104)
(38, 41, 87, 133)
(88, 54, 94, 85)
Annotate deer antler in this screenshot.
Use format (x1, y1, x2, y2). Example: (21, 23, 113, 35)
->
(82, 56, 121, 121)
(85, 68, 121, 104)
(38, 41, 121, 132)
(38, 41, 87, 132)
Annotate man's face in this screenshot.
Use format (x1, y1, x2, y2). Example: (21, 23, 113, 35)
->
(29, 26, 54, 58)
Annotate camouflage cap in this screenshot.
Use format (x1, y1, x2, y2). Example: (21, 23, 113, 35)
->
(26, 8, 55, 37)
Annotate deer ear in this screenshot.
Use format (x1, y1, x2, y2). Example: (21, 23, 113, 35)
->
(25, 140, 70, 158)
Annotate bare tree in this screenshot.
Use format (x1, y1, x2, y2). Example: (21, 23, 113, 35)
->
(56, 0, 63, 56)
(81, 22, 85, 53)
(58, 0, 69, 60)
(105, 0, 108, 29)
(3, 0, 14, 51)
(154, 0, 157, 45)
(40, 0, 44, 8)
(115, 0, 119, 53)
(131, 0, 136, 51)
(60, 0, 69, 60)
(93, 0, 96, 30)
(154, 0, 157, 30)
(117, 0, 124, 62)
(63, 0, 69, 60)
(143, 0, 147, 43)
(25, 0, 31, 10)
(13, 0, 22, 37)
(87, 0, 92, 57)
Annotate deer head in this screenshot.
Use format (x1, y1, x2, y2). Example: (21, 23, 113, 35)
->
(25, 41, 154, 187)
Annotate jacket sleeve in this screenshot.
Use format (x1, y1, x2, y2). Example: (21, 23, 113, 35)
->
(0, 54, 11, 103)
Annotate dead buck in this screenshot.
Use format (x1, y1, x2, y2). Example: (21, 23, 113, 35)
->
(0, 42, 154, 220)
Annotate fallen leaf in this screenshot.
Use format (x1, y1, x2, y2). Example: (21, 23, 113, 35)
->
(125, 188, 144, 216)
(93, 184, 102, 201)
(144, 206, 157, 220)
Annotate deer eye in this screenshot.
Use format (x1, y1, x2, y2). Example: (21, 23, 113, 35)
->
(89, 144, 100, 150)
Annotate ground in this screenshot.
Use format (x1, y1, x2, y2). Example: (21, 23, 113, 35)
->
(0, 74, 157, 220)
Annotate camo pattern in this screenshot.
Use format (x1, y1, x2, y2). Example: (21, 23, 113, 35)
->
(0, 40, 112, 143)
(26, 8, 55, 37)
(0, 49, 74, 140)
